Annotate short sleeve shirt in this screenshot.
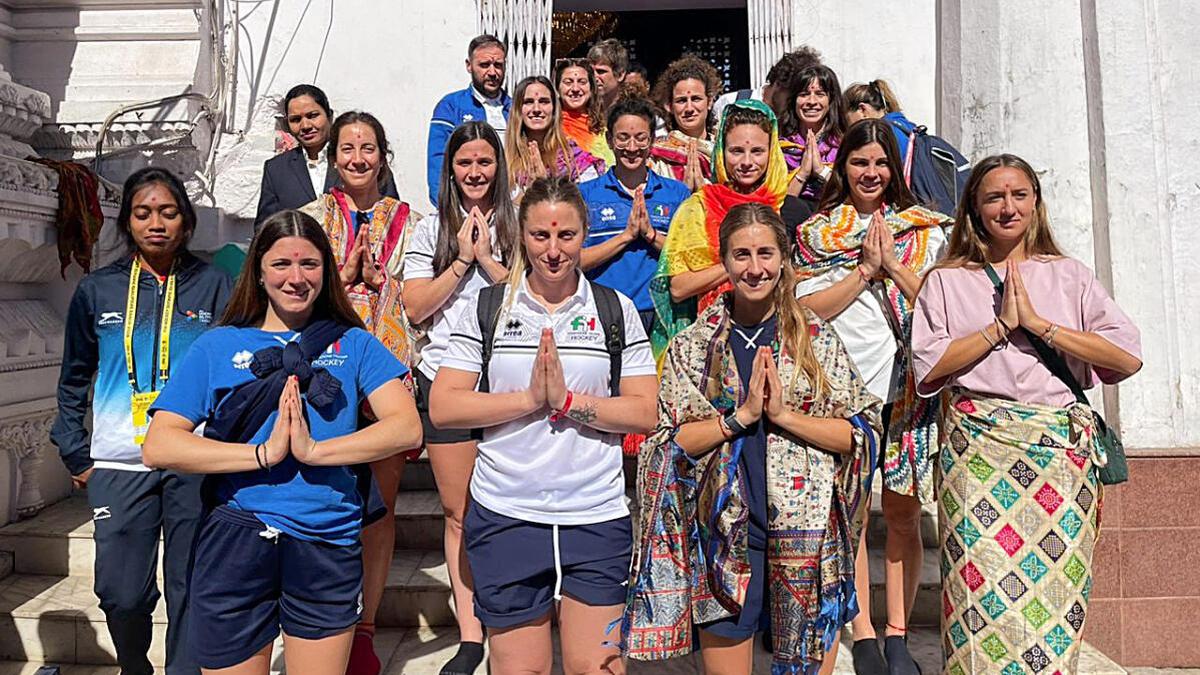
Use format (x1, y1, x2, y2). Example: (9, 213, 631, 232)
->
(579, 170, 691, 312)
(440, 274, 656, 525)
(401, 212, 504, 380)
(151, 325, 407, 545)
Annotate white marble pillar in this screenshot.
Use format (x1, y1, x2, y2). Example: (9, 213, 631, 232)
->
(939, 0, 1197, 449)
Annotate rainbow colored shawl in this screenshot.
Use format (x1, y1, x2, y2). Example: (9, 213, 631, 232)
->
(648, 99, 792, 366)
(562, 108, 615, 166)
(794, 203, 951, 502)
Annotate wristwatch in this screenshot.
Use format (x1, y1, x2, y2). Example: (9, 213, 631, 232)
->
(723, 411, 749, 436)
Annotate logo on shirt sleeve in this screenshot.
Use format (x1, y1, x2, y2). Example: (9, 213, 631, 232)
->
(98, 312, 123, 326)
(599, 207, 617, 222)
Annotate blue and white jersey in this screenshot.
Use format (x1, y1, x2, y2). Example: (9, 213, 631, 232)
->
(50, 253, 232, 475)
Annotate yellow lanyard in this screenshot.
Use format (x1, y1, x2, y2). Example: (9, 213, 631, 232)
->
(124, 257, 177, 391)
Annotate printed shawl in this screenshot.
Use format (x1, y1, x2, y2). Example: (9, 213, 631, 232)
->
(305, 189, 417, 367)
(649, 129, 714, 186)
(623, 297, 882, 674)
(793, 203, 951, 502)
(649, 99, 792, 365)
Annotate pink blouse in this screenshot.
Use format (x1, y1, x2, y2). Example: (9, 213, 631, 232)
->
(911, 257, 1141, 408)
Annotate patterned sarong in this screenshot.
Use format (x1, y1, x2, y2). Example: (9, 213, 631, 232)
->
(939, 392, 1106, 674)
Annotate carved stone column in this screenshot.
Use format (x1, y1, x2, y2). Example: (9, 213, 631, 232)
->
(0, 410, 56, 519)
(0, 63, 118, 526)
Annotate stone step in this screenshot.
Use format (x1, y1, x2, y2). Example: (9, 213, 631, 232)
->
(0, 492, 447, 577)
(866, 544, 941, 627)
(0, 625, 1128, 674)
(865, 491, 939, 549)
(0, 553, 452, 665)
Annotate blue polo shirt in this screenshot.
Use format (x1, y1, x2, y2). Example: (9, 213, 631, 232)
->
(579, 170, 691, 311)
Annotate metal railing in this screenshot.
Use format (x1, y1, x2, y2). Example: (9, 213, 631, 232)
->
(91, 0, 240, 190)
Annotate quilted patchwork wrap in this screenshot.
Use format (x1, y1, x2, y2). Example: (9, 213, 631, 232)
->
(939, 391, 1107, 674)
(622, 296, 882, 674)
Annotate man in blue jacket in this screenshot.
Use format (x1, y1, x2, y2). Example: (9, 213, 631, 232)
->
(426, 34, 511, 206)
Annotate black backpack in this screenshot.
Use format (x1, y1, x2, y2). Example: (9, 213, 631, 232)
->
(901, 124, 971, 217)
(474, 281, 625, 396)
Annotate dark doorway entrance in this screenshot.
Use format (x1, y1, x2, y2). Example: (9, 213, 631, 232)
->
(552, 7, 750, 92)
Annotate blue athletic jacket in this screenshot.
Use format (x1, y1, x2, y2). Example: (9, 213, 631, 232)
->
(426, 85, 511, 205)
(50, 252, 232, 475)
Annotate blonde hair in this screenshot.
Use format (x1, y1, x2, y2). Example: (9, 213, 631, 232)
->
(844, 79, 902, 114)
(505, 76, 578, 186)
(934, 154, 1063, 271)
(718, 203, 827, 398)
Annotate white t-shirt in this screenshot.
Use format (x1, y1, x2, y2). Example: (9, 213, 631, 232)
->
(401, 212, 504, 381)
(440, 273, 656, 525)
(794, 214, 948, 403)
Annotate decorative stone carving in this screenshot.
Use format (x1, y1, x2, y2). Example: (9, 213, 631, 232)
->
(0, 155, 58, 195)
(0, 65, 52, 143)
(0, 411, 56, 519)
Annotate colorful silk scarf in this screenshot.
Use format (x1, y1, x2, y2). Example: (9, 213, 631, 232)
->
(623, 297, 881, 674)
(649, 129, 714, 186)
(314, 189, 415, 366)
(649, 99, 793, 366)
(794, 203, 951, 502)
(780, 133, 840, 200)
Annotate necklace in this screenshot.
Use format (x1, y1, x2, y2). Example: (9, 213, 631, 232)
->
(733, 325, 766, 350)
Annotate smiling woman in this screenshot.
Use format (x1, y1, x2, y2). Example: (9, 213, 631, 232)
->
(255, 84, 336, 226)
(429, 175, 657, 675)
(647, 99, 789, 366)
(505, 75, 605, 194)
(791, 117, 952, 671)
(626, 203, 881, 675)
(142, 210, 420, 673)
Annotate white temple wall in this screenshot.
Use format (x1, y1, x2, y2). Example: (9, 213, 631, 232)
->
(209, 0, 480, 218)
(790, 1, 939, 134)
(1092, 0, 1199, 450)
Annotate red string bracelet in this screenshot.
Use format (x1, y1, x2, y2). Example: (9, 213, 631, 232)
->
(550, 390, 574, 422)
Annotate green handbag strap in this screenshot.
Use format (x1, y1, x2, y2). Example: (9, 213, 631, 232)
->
(982, 264, 1090, 406)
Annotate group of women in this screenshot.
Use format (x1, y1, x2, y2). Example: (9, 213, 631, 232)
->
(52, 48, 1142, 675)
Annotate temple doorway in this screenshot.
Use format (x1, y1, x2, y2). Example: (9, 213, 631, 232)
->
(551, 5, 751, 92)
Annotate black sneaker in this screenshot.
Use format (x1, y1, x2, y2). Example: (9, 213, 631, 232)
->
(852, 637, 887, 675)
(884, 635, 921, 675)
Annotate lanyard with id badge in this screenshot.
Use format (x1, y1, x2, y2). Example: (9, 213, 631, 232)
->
(125, 257, 177, 445)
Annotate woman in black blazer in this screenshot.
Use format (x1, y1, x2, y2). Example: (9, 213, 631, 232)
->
(255, 84, 337, 226)
(256, 84, 401, 227)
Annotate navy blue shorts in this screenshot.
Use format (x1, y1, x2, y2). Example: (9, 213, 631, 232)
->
(697, 545, 768, 640)
(464, 501, 632, 629)
(187, 506, 363, 668)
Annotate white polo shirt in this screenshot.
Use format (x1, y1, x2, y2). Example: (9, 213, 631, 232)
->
(401, 212, 504, 381)
(795, 214, 948, 402)
(440, 273, 655, 525)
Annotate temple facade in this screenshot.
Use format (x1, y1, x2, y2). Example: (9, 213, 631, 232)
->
(0, 0, 1194, 667)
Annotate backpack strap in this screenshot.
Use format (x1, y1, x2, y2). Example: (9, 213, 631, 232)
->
(982, 265, 1088, 405)
(475, 284, 506, 394)
(589, 280, 625, 398)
